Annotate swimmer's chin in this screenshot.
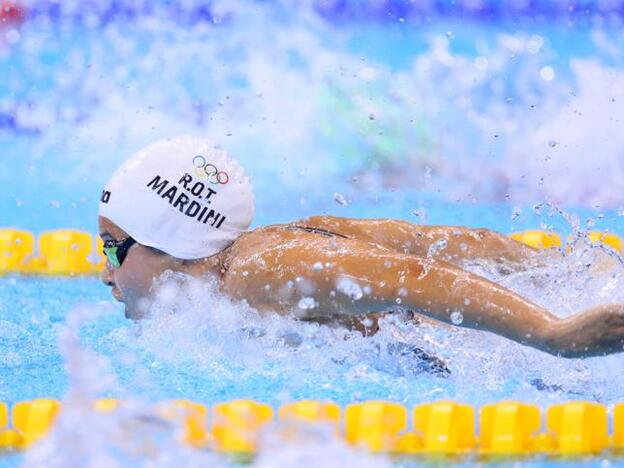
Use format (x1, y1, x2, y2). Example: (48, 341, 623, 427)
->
(110, 292, 145, 320)
(123, 306, 144, 320)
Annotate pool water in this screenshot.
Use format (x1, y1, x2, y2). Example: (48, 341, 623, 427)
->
(2, 0, 624, 465)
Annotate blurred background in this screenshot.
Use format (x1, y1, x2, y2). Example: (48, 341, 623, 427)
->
(2, 0, 624, 234)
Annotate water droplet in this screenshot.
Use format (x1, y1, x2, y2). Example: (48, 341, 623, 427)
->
(427, 238, 448, 257)
(411, 208, 427, 223)
(336, 278, 363, 300)
(333, 193, 348, 206)
(395, 298, 402, 304)
(533, 203, 543, 215)
(297, 297, 318, 310)
(548, 140, 559, 148)
(312, 262, 324, 271)
(450, 311, 464, 325)
(241, 271, 249, 277)
(540, 66, 555, 81)
(368, 113, 375, 120)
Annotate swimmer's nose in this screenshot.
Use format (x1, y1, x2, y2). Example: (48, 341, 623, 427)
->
(100, 261, 115, 287)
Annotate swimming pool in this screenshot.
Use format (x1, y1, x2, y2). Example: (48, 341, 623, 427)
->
(2, 0, 624, 465)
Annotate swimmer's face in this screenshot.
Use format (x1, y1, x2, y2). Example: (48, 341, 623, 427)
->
(98, 216, 178, 319)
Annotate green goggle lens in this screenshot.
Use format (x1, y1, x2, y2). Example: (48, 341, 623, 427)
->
(103, 246, 121, 269)
(101, 236, 136, 269)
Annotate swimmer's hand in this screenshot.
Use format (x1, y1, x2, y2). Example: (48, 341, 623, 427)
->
(548, 305, 624, 358)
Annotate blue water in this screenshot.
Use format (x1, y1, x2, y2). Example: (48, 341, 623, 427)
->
(2, 0, 624, 465)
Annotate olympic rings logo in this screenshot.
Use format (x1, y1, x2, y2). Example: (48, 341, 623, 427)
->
(192, 155, 229, 184)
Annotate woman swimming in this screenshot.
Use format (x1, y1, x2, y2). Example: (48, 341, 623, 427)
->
(98, 136, 624, 359)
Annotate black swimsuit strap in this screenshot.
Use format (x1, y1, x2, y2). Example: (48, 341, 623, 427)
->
(286, 225, 349, 239)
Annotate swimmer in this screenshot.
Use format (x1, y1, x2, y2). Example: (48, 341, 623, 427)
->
(99, 137, 624, 359)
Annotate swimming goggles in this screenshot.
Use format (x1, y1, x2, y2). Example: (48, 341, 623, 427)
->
(102, 236, 136, 269)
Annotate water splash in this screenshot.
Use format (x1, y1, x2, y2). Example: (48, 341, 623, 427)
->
(21, 304, 221, 466)
(19, 281, 393, 466)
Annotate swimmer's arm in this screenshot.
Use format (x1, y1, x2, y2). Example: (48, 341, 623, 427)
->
(387, 222, 541, 265)
(305, 217, 540, 265)
(224, 242, 624, 358)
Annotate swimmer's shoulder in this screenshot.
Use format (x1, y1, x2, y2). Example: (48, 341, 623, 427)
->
(221, 216, 354, 272)
(226, 215, 398, 255)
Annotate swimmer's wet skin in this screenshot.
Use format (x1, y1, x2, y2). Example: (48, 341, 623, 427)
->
(99, 136, 624, 360)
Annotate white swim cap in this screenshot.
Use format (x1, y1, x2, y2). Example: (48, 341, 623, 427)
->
(99, 136, 254, 259)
